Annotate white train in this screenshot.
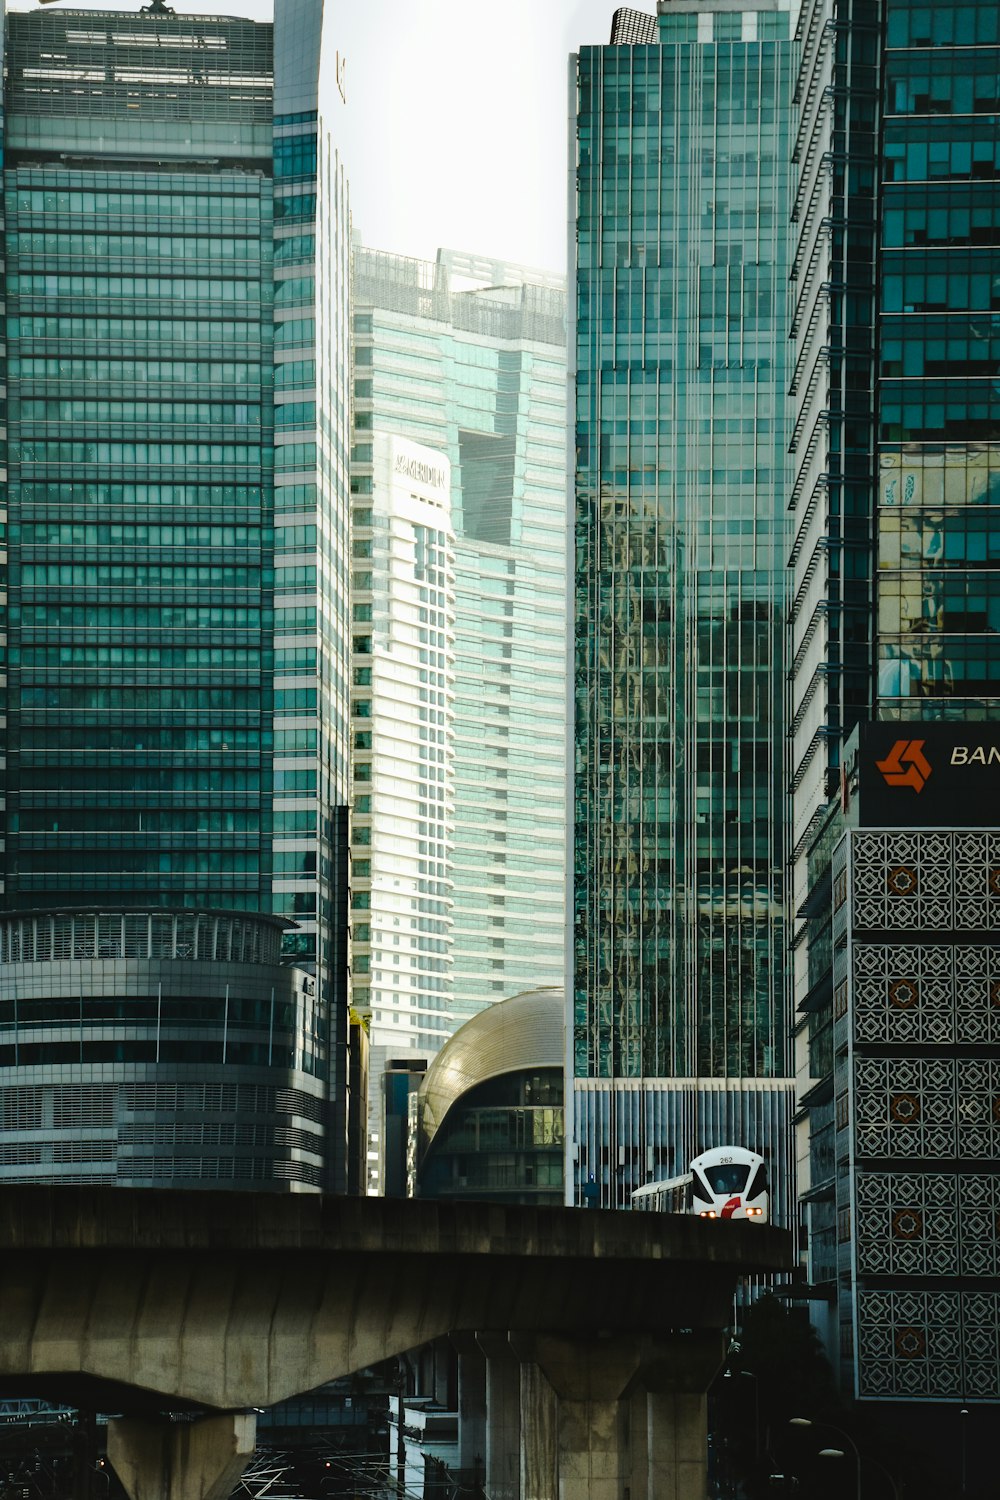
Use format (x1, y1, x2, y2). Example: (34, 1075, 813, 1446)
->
(630, 1145, 770, 1223)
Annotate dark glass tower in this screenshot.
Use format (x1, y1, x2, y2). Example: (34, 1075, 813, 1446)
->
(0, 3, 353, 1190)
(792, 0, 1000, 1430)
(571, 0, 796, 1210)
(877, 0, 1000, 699)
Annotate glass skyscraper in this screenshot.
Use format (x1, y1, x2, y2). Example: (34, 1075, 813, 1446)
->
(0, 2, 354, 1190)
(2, 8, 276, 914)
(876, 0, 1000, 704)
(350, 248, 568, 1038)
(571, 0, 796, 1210)
(792, 0, 1000, 1426)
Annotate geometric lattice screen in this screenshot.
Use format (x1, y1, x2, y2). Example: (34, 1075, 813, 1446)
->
(853, 942, 1000, 1047)
(856, 1172, 1000, 1279)
(853, 1055, 1000, 1160)
(857, 1289, 1000, 1399)
(852, 830, 1000, 932)
(847, 830, 1000, 1402)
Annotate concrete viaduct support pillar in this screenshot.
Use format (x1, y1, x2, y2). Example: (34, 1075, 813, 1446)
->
(477, 1331, 522, 1500)
(638, 1331, 727, 1500)
(511, 1331, 725, 1500)
(519, 1355, 559, 1500)
(645, 1390, 711, 1500)
(513, 1334, 639, 1500)
(453, 1332, 487, 1483)
(106, 1412, 256, 1500)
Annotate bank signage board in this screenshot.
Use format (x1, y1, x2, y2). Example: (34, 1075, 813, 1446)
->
(852, 722, 1000, 827)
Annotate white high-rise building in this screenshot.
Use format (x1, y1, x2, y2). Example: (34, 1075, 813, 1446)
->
(349, 251, 566, 1193)
(350, 247, 568, 1032)
(350, 434, 456, 1054)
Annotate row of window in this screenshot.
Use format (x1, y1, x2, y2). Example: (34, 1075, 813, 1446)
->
(274, 565, 317, 590)
(879, 575, 1000, 634)
(275, 730, 317, 753)
(0, 1042, 317, 1071)
(20, 564, 265, 586)
(878, 640, 1000, 696)
(11, 188, 265, 217)
(886, 3, 1000, 48)
(18, 687, 308, 718)
(273, 138, 318, 179)
(880, 387, 1000, 441)
(13, 810, 266, 834)
(13, 441, 266, 466)
(274, 194, 317, 223)
(14, 728, 265, 751)
(882, 269, 1000, 313)
(19, 646, 263, 669)
(274, 482, 317, 511)
(19, 523, 265, 548)
(275, 360, 315, 389)
(19, 605, 266, 630)
(12, 315, 266, 344)
(0, 996, 310, 1029)
(275, 235, 315, 264)
(275, 402, 316, 429)
(276, 648, 317, 673)
(17, 398, 261, 426)
(14, 770, 267, 792)
(13, 233, 265, 261)
(880, 509, 1000, 564)
(887, 58, 1000, 118)
(884, 132, 1000, 184)
(10, 274, 265, 301)
(883, 191, 1000, 247)
(14, 358, 265, 387)
(10, 851, 266, 872)
(16, 481, 266, 509)
(273, 444, 317, 473)
(881, 327, 1000, 377)
(20, 686, 264, 709)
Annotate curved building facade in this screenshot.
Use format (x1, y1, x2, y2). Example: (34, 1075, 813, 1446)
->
(0, 908, 327, 1189)
(416, 986, 564, 1204)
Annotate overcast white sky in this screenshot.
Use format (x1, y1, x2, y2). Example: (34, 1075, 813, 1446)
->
(9, 0, 646, 272)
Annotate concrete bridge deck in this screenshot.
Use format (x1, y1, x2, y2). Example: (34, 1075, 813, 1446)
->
(0, 1186, 793, 1499)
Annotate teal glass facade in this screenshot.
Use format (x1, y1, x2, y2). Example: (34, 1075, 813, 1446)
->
(3, 14, 275, 913)
(876, 0, 1000, 716)
(351, 249, 567, 1033)
(572, 3, 796, 1208)
(0, 4, 353, 1190)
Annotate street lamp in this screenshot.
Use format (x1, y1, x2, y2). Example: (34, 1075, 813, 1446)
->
(820, 1449, 901, 1500)
(723, 1368, 761, 1461)
(959, 1407, 969, 1499)
(789, 1418, 861, 1500)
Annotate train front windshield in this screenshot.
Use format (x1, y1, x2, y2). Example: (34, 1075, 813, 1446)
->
(702, 1164, 750, 1195)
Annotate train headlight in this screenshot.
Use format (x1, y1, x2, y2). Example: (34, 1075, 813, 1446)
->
(700, 1210, 717, 1219)
(746, 1206, 762, 1217)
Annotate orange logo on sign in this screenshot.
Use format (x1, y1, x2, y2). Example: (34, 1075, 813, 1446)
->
(876, 739, 931, 793)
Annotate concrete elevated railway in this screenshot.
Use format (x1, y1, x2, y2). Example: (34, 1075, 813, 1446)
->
(0, 1185, 792, 1498)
